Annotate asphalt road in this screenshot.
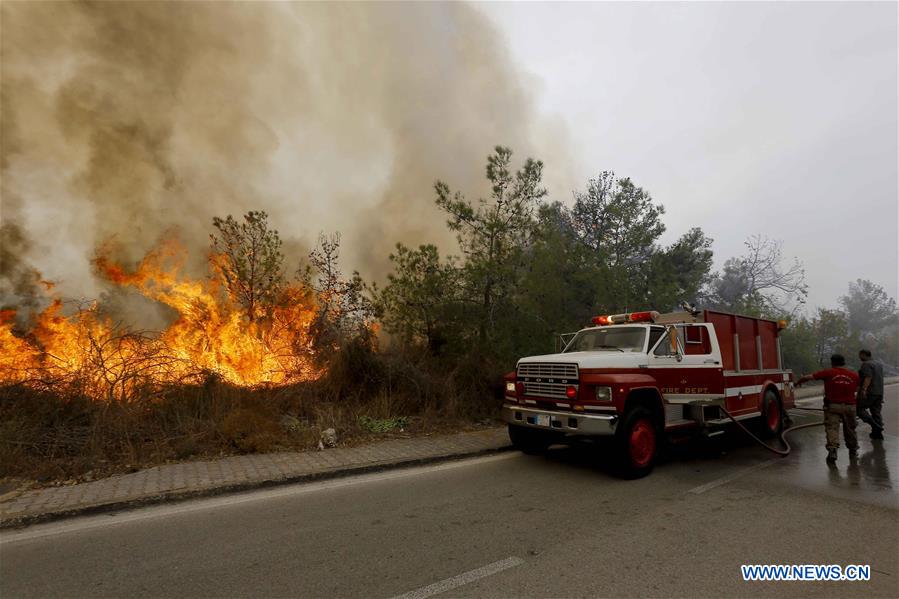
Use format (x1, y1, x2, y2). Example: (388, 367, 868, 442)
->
(2, 387, 897, 598)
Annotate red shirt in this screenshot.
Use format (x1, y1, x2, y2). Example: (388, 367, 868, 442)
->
(812, 368, 860, 404)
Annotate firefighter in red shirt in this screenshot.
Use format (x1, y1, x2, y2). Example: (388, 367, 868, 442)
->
(796, 354, 859, 463)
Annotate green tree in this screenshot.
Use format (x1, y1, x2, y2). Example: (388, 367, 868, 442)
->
(301, 233, 374, 344)
(568, 172, 666, 311)
(812, 308, 849, 366)
(779, 315, 818, 375)
(840, 279, 897, 338)
(570, 172, 666, 265)
(435, 146, 546, 342)
(210, 210, 284, 323)
(637, 227, 714, 311)
(840, 279, 898, 365)
(516, 202, 600, 355)
(372, 244, 461, 355)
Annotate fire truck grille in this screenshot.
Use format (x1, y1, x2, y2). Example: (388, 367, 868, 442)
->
(517, 362, 579, 400)
(517, 362, 578, 380)
(522, 381, 571, 399)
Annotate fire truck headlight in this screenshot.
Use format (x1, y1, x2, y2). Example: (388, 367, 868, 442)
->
(505, 381, 516, 393)
(595, 386, 613, 402)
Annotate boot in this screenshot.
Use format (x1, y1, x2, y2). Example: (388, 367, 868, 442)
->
(870, 429, 884, 440)
(826, 449, 837, 463)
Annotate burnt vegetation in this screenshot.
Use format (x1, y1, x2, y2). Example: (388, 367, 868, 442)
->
(2, 146, 897, 483)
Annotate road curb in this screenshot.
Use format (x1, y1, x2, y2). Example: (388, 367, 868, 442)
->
(0, 443, 512, 530)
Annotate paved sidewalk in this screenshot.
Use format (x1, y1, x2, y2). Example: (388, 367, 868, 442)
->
(0, 427, 510, 529)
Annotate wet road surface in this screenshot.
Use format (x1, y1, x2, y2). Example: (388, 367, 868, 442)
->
(2, 386, 897, 598)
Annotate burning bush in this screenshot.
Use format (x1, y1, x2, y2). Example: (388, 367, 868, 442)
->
(0, 232, 321, 401)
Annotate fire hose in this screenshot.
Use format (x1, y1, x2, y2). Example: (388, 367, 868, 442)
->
(720, 404, 825, 457)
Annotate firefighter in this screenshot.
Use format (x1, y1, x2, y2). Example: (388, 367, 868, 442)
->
(856, 349, 885, 439)
(796, 354, 859, 463)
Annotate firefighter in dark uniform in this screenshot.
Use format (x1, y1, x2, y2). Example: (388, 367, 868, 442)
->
(796, 354, 859, 463)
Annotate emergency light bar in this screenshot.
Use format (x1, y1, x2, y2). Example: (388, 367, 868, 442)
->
(591, 310, 660, 326)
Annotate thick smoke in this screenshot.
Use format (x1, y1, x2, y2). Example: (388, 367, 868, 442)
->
(1, 1, 570, 311)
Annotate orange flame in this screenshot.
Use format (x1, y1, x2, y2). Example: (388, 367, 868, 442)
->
(0, 237, 322, 399)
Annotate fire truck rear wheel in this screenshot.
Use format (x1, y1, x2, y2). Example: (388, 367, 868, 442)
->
(508, 424, 553, 455)
(614, 407, 658, 479)
(760, 389, 783, 438)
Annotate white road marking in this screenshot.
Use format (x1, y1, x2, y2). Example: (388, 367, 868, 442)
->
(390, 556, 524, 599)
(0, 452, 519, 545)
(688, 458, 780, 494)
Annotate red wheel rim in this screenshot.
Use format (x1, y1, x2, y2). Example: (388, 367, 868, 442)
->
(767, 399, 780, 431)
(629, 419, 656, 468)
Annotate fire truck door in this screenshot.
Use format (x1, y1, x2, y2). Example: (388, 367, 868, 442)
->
(649, 326, 721, 402)
(648, 327, 686, 398)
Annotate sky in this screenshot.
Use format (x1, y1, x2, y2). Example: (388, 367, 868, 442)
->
(478, 1, 898, 311)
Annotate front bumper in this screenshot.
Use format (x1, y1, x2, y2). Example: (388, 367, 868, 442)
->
(502, 404, 618, 436)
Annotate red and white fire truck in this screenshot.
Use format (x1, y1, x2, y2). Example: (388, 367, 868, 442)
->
(501, 309, 795, 478)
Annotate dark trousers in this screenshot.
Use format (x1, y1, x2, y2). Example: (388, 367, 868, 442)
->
(856, 394, 884, 432)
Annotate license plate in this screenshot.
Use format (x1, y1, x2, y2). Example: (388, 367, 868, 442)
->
(536, 414, 551, 427)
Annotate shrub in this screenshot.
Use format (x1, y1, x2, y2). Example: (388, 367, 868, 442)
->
(219, 407, 280, 453)
(358, 415, 408, 433)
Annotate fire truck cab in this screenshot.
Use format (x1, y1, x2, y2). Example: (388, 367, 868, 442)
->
(501, 309, 794, 478)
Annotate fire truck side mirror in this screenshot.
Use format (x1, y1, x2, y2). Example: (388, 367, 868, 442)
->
(668, 327, 683, 361)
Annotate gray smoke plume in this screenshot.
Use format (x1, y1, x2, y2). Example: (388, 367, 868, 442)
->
(0, 1, 571, 310)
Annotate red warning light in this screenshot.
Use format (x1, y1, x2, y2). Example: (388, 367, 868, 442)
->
(628, 311, 658, 323)
(592, 311, 658, 325)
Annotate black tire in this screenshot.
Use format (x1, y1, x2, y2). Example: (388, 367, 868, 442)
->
(508, 424, 554, 455)
(613, 407, 659, 479)
(759, 389, 783, 438)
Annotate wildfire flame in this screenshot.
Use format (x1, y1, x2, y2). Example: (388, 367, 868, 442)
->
(0, 237, 321, 400)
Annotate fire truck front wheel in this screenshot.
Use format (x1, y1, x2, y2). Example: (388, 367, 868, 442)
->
(508, 424, 554, 455)
(614, 407, 659, 479)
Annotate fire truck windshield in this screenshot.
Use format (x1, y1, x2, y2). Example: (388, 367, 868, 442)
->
(562, 326, 647, 353)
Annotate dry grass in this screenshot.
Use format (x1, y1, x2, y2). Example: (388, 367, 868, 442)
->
(0, 340, 505, 485)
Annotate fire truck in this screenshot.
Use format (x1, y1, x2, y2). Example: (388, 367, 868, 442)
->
(501, 309, 795, 478)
